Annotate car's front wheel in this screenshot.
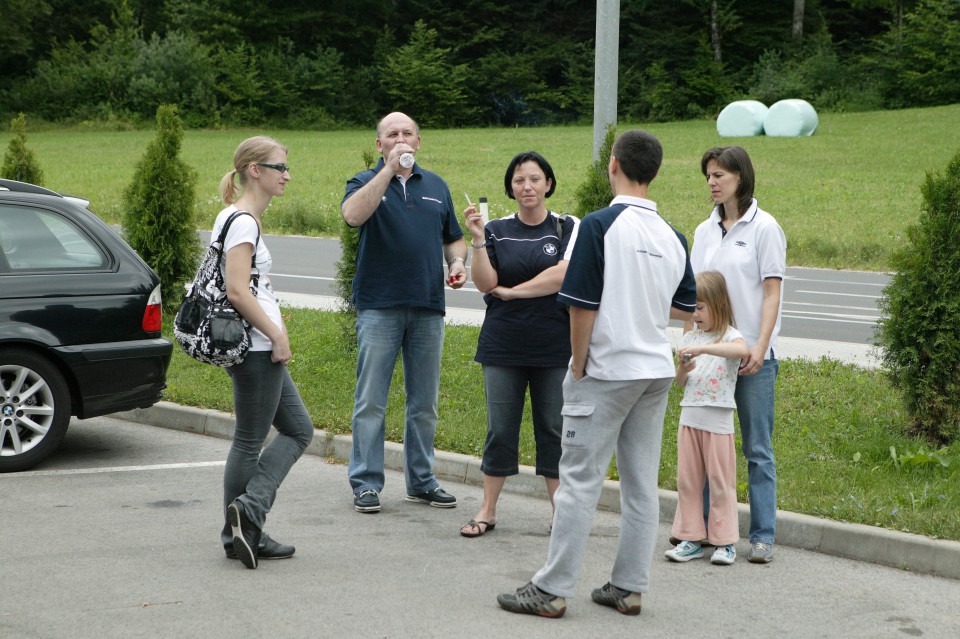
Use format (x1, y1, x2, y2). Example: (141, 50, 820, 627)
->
(0, 349, 71, 473)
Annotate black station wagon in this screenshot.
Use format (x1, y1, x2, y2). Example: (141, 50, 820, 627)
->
(0, 179, 172, 472)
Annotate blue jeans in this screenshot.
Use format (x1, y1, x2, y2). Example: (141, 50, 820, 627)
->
(481, 365, 565, 478)
(221, 352, 314, 546)
(348, 308, 444, 495)
(735, 358, 779, 544)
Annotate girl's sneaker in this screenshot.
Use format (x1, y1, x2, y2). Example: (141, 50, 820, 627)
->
(664, 540, 703, 562)
(711, 544, 737, 565)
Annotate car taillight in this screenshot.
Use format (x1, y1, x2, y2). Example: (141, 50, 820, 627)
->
(143, 285, 163, 332)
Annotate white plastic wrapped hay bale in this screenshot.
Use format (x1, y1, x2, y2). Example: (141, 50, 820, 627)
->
(763, 99, 819, 136)
(716, 100, 768, 137)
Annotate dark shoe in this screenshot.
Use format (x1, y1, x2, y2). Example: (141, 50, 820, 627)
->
(354, 489, 381, 513)
(497, 581, 566, 618)
(406, 486, 457, 508)
(225, 533, 294, 561)
(591, 582, 642, 616)
(227, 500, 261, 570)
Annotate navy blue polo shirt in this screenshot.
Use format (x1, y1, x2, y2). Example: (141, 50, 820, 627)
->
(342, 159, 463, 312)
(476, 212, 579, 368)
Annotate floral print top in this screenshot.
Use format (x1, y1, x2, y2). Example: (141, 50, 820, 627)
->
(679, 325, 743, 409)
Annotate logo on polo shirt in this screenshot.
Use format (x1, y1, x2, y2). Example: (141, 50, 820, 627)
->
(543, 243, 558, 256)
(420, 196, 442, 204)
(735, 240, 748, 247)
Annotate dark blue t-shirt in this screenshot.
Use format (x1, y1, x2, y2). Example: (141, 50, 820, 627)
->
(475, 212, 579, 368)
(342, 159, 463, 312)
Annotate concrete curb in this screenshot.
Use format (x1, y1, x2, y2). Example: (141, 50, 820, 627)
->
(117, 400, 960, 581)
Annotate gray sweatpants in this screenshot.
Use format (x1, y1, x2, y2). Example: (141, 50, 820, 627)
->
(533, 372, 672, 598)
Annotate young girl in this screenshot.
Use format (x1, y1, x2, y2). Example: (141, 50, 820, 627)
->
(665, 271, 749, 565)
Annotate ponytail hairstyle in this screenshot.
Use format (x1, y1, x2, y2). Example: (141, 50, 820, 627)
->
(219, 136, 288, 204)
(695, 271, 737, 341)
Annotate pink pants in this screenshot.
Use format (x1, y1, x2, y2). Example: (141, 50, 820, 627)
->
(670, 425, 739, 546)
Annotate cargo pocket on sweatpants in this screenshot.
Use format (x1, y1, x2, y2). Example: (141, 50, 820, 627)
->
(560, 403, 594, 448)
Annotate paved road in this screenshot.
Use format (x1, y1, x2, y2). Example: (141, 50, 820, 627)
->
(4, 415, 959, 639)
(202, 233, 889, 346)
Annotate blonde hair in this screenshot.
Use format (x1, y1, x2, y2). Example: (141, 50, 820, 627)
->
(695, 271, 736, 341)
(219, 136, 288, 204)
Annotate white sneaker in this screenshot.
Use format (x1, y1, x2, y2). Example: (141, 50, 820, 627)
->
(711, 544, 736, 565)
(665, 540, 703, 562)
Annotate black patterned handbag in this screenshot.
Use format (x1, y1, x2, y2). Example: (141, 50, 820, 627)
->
(174, 211, 260, 367)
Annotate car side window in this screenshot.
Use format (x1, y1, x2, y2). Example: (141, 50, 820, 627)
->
(0, 204, 107, 272)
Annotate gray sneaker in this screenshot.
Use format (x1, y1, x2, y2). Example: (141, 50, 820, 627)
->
(591, 582, 642, 616)
(497, 581, 566, 618)
(748, 541, 774, 564)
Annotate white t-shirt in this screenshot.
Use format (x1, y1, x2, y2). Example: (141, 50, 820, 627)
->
(678, 326, 744, 434)
(211, 206, 282, 352)
(690, 199, 786, 359)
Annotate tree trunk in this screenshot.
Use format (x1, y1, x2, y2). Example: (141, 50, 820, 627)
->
(710, 0, 722, 63)
(793, 0, 805, 46)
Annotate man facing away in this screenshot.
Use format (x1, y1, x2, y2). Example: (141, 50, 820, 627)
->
(497, 130, 697, 618)
(341, 112, 467, 513)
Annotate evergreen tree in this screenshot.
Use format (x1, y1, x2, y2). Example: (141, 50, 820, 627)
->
(1, 113, 44, 185)
(379, 20, 474, 128)
(877, 147, 960, 443)
(573, 124, 616, 218)
(121, 104, 200, 311)
(333, 149, 376, 348)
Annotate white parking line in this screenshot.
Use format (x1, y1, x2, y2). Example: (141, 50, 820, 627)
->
(8, 461, 226, 477)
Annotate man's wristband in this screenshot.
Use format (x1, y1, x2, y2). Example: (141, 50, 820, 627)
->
(449, 256, 465, 266)
(471, 241, 486, 249)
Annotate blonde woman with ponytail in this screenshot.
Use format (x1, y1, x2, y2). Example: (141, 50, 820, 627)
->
(215, 136, 314, 570)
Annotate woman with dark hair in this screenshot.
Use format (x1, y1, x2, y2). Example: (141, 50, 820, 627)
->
(689, 145, 786, 564)
(459, 151, 579, 538)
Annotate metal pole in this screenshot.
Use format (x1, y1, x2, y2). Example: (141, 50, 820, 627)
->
(593, 0, 620, 160)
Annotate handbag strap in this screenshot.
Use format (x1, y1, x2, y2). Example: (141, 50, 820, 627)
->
(553, 211, 568, 254)
(216, 210, 261, 288)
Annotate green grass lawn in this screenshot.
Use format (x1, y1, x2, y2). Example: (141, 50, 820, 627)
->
(23, 107, 959, 540)
(163, 310, 960, 542)
(26, 103, 960, 270)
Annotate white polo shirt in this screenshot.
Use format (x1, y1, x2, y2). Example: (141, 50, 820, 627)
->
(690, 199, 786, 359)
(559, 196, 697, 380)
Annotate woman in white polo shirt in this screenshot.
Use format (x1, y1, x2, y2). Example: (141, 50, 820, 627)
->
(689, 146, 786, 565)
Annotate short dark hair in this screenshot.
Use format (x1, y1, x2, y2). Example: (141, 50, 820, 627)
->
(611, 130, 663, 185)
(700, 146, 755, 216)
(503, 151, 557, 199)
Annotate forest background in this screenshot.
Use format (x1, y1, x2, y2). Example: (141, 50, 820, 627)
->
(2, 0, 959, 129)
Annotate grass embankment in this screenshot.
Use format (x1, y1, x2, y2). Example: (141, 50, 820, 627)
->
(27, 103, 960, 271)
(25, 107, 960, 540)
(163, 311, 960, 542)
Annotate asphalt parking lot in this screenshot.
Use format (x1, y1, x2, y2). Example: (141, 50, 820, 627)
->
(3, 415, 960, 639)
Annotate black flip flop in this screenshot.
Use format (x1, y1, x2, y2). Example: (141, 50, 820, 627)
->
(460, 519, 496, 538)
